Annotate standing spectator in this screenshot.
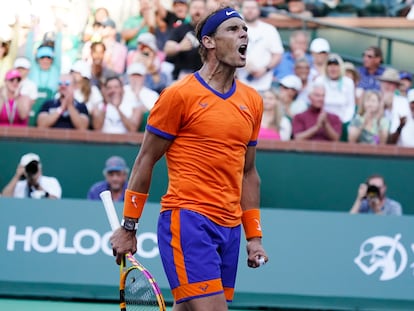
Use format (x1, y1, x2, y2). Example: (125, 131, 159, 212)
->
(308, 37, 330, 81)
(82, 7, 111, 43)
(259, 88, 292, 141)
(1, 153, 62, 199)
(101, 19, 128, 74)
(350, 174, 402, 215)
(387, 88, 414, 147)
(357, 46, 385, 92)
(314, 53, 355, 141)
(92, 76, 141, 134)
(348, 90, 389, 145)
(237, 0, 284, 91)
(37, 73, 89, 130)
(127, 32, 170, 93)
(89, 41, 118, 89)
(123, 62, 160, 131)
(154, 0, 190, 51)
(292, 82, 342, 141)
(163, 0, 206, 81)
(0, 69, 32, 127)
(13, 57, 38, 108)
(87, 155, 129, 202)
(273, 30, 311, 82)
(399, 71, 412, 97)
(121, 0, 155, 51)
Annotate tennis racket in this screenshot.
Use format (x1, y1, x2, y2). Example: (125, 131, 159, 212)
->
(99, 190, 166, 311)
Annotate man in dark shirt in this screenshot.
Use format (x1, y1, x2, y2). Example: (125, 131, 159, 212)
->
(163, 0, 206, 80)
(292, 82, 342, 141)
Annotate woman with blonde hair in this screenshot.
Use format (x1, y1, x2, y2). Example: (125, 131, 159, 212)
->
(0, 69, 32, 126)
(348, 90, 389, 144)
(259, 88, 292, 141)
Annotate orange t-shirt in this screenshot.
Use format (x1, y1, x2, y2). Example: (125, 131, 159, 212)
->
(147, 73, 263, 227)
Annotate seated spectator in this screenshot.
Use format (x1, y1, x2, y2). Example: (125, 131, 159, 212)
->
(278, 74, 307, 119)
(273, 30, 311, 82)
(292, 82, 342, 141)
(285, 0, 313, 18)
(92, 76, 141, 134)
(123, 63, 159, 131)
(87, 155, 129, 202)
(70, 60, 104, 123)
(357, 46, 385, 92)
(348, 90, 389, 145)
(399, 71, 412, 97)
(350, 174, 402, 215)
(343, 61, 362, 108)
(294, 57, 312, 104)
(0, 69, 32, 126)
(127, 32, 170, 93)
(308, 37, 330, 81)
(37, 73, 89, 129)
(13, 57, 38, 108)
(387, 88, 414, 147)
(1, 153, 62, 199)
(259, 88, 292, 141)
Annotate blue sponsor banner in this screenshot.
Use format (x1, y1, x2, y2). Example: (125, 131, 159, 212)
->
(1, 198, 414, 309)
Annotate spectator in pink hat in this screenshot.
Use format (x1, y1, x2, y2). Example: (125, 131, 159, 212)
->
(0, 69, 32, 126)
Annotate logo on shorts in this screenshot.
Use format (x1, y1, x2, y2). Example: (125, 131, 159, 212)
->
(199, 283, 209, 292)
(225, 10, 237, 16)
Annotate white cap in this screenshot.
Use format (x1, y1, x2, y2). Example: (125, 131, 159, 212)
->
(310, 38, 330, 53)
(70, 60, 91, 79)
(137, 32, 158, 51)
(408, 89, 414, 103)
(127, 62, 147, 76)
(14, 57, 31, 69)
(280, 75, 303, 91)
(20, 153, 40, 167)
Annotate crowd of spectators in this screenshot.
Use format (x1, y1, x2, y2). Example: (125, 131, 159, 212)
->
(0, 0, 413, 147)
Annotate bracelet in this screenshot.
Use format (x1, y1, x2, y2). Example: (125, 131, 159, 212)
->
(123, 189, 149, 219)
(241, 209, 263, 240)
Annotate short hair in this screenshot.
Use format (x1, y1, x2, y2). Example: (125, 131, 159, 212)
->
(91, 41, 106, 52)
(366, 46, 383, 62)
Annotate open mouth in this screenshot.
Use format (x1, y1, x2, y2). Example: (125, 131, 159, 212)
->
(238, 44, 247, 57)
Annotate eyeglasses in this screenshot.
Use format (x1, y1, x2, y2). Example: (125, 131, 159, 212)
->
(58, 80, 71, 86)
(7, 78, 21, 83)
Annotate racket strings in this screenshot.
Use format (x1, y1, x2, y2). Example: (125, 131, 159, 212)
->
(125, 268, 161, 310)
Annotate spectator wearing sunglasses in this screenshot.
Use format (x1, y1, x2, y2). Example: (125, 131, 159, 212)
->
(357, 46, 385, 92)
(0, 69, 32, 126)
(36, 73, 89, 129)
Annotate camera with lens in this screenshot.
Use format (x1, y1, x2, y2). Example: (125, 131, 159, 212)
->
(25, 160, 39, 179)
(366, 184, 380, 199)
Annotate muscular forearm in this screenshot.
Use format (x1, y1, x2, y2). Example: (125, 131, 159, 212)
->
(240, 168, 261, 212)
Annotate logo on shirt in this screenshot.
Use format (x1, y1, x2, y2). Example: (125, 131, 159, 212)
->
(225, 10, 237, 16)
(199, 103, 208, 108)
(239, 105, 248, 111)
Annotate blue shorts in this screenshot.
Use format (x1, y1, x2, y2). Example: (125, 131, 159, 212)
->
(157, 209, 241, 304)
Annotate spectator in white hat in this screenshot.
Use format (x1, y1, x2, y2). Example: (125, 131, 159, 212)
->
(309, 37, 330, 81)
(278, 74, 307, 119)
(70, 59, 104, 118)
(1, 152, 62, 199)
(13, 57, 38, 106)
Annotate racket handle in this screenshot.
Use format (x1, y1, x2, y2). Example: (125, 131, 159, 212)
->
(100, 190, 121, 231)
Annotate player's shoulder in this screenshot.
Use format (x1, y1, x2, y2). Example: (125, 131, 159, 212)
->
(235, 79, 262, 100)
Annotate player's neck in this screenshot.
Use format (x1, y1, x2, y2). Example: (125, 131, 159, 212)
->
(198, 63, 235, 94)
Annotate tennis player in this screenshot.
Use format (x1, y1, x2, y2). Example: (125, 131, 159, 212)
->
(110, 5, 268, 310)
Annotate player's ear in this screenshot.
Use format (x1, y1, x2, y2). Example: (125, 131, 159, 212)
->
(201, 36, 215, 49)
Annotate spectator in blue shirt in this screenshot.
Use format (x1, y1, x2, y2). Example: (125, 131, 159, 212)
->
(87, 156, 129, 202)
(357, 46, 385, 92)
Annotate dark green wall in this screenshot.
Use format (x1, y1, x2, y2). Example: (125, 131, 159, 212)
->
(0, 139, 412, 214)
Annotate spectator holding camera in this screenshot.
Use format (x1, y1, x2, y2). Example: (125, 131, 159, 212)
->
(1, 153, 62, 199)
(350, 174, 402, 216)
